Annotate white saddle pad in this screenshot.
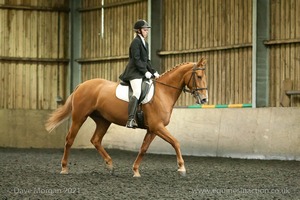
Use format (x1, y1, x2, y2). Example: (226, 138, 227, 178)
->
(116, 80, 154, 104)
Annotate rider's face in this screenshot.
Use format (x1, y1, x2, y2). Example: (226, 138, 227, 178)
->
(141, 28, 149, 38)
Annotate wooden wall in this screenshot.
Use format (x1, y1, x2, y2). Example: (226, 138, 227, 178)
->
(78, 0, 253, 107)
(267, 0, 300, 107)
(0, 0, 69, 109)
(1, 0, 299, 109)
(78, 0, 300, 107)
(159, 0, 253, 106)
(78, 0, 148, 82)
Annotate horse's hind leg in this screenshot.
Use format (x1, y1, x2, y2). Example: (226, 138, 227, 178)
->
(61, 117, 87, 174)
(90, 116, 112, 173)
(132, 131, 156, 177)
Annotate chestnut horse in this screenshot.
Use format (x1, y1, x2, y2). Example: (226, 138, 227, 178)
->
(45, 58, 208, 177)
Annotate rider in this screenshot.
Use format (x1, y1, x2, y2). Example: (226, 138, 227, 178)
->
(119, 19, 159, 128)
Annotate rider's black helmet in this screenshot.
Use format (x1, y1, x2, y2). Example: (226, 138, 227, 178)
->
(133, 19, 151, 31)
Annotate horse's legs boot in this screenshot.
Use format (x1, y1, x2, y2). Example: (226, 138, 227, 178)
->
(126, 96, 138, 128)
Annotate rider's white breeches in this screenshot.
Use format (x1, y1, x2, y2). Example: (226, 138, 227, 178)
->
(130, 78, 142, 99)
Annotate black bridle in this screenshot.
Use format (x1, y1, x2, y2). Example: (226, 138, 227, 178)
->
(154, 64, 207, 95)
(183, 64, 207, 95)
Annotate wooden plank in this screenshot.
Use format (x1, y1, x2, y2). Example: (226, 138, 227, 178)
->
(286, 90, 300, 95)
(158, 43, 252, 55)
(270, 0, 275, 40)
(23, 63, 30, 109)
(238, 0, 244, 102)
(166, 0, 172, 53)
(196, 0, 202, 52)
(0, 56, 69, 63)
(15, 63, 22, 109)
(264, 38, 300, 45)
(229, 0, 234, 102)
(289, 0, 296, 105)
(9, 9, 16, 57)
(24, 10, 31, 58)
(17, 10, 23, 57)
(0, 4, 69, 12)
(52, 64, 58, 109)
(78, 0, 146, 11)
(273, 1, 280, 106)
(296, 0, 300, 39)
(174, 0, 179, 51)
(279, 0, 286, 107)
(183, 0, 191, 49)
(0, 63, 4, 108)
(280, 79, 293, 107)
(96, 9, 100, 59)
(81, 11, 86, 59)
(269, 0, 275, 106)
(9, 63, 16, 108)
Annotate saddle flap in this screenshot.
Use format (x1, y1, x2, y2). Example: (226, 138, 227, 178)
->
(116, 79, 154, 104)
(138, 79, 152, 104)
(120, 81, 130, 86)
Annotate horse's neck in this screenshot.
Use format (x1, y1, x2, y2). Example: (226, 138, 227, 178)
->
(160, 63, 193, 89)
(155, 63, 193, 108)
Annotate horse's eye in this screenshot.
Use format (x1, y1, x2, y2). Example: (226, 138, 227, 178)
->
(198, 76, 202, 79)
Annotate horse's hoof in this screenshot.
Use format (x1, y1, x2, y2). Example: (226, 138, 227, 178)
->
(60, 169, 69, 175)
(178, 169, 187, 177)
(106, 165, 114, 175)
(109, 168, 114, 175)
(132, 168, 141, 177)
(133, 173, 141, 178)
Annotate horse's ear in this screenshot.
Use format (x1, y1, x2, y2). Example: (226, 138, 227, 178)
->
(198, 58, 207, 66)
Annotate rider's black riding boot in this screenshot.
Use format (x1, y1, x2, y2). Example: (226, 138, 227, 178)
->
(126, 96, 138, 128)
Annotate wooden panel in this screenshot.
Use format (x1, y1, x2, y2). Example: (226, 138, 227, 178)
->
(79, 0, 253, 107)
(80, 0, 148, 82)
(0, 0, 69, 109)
(161, 0, 253, 106)
(268, 0, 300, 107)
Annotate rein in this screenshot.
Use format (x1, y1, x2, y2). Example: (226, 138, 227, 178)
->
(153, 64, 207, 94)
(153, 79, 184, 91)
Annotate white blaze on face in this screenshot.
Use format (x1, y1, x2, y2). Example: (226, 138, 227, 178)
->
(205, 90, 209, 103)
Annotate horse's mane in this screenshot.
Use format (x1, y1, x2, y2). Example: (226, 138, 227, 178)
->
(158, 62, 193, 78)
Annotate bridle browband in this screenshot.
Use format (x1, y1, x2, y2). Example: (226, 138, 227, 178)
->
(153, 64, 207, 95)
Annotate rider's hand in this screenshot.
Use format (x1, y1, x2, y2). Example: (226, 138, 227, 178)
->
(145, 71, 152, 79)
(154, 72, 160, 78)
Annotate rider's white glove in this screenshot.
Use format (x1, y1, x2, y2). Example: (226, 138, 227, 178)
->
(145, 71, 152, 79)
(154, 72, 160, 78)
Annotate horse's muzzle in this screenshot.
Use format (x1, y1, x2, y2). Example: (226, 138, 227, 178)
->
(200, 98, 207, 104)
(194, 93, 208, 104)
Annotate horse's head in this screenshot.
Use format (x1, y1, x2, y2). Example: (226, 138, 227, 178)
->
(184, 58, 208, 104)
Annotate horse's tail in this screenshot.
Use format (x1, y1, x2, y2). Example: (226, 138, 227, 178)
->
(45, 92, 74, 133)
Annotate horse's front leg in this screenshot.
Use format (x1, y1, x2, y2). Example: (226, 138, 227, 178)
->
(132, 130, 156, 177)
(154, 126, 186, 176)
